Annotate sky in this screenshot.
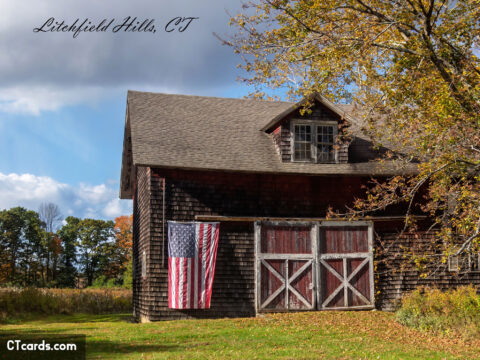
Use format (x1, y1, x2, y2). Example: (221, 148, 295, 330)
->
(0, 0, 254, 220)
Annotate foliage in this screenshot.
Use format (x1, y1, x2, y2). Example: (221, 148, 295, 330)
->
(2, 312, 480, 359)
(122, 258, 133, 289)
(0, 206, 133, 288)
(227, 0, 480, 264)
(0, 288, 131, 320)
(90, 276, 121, 289)
(56, 216, 80, 288)
(75, 218, 116, 287)
(111, 215, 133, 284)
(0, 207, 45, 286)
(396, 286, 480, 338)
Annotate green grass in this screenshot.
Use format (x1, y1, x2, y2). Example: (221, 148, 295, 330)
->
(1, 311, 479, 359)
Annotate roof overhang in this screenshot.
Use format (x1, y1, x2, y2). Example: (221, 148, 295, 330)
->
(120, 102, 134, 199)
(261, 93, 357, 132)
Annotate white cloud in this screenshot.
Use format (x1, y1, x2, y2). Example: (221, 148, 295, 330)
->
(0, 86, 106, 115)
(0, 0, 244, 115)
(0, 172, 132, 220)
(103, 199, 125, 218)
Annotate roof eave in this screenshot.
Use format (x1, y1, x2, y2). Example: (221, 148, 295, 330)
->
(261, 93, 357, 132)
(119, 101, 134, 199)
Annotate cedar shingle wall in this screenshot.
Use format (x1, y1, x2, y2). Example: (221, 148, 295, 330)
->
(132, 166, 151, 320)
(135, 168, 373, 321)
(375, 232, 480, 311)
(133, 167, 480, 320)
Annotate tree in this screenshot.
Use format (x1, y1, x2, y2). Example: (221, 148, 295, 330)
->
(112, 215, 133, 285)
(56, 216, 80, 288)
(0, 207, 44, 285)
(38, 202, 63, 283)
(75, 218, 115, 286)
(227, 0, 480, 264)
(38, 202, 62, 233)
(122, 258, 133, 289)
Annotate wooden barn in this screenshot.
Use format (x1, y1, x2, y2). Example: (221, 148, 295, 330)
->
(120, 90, 480, 322)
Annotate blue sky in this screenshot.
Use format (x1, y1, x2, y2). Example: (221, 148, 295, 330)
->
(0, 0, 254, 220)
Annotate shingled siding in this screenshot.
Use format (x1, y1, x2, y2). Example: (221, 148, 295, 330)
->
(133, 167, 480, 320)
(134, 168, 374, 321)
(132, 166, 151, 321)
(374, 232, 480, 311)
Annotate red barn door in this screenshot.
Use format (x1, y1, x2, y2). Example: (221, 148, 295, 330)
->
(256, 221, 374, 312)
(257, 224, 315, 311)
(318, 224, 374, 310)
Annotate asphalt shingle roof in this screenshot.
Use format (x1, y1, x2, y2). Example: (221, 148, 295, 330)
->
(120, 90, 416, 199)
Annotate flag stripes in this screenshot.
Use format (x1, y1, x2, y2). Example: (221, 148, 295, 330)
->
(168, 222, 219, 309)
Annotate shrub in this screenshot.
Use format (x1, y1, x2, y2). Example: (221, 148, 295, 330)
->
(0, 288, 132, 320)
(91, 276, 124, 289)
(396, 286, 480, 338)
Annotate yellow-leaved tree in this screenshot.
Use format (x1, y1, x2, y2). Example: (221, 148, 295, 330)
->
(225, 0, 480, 267)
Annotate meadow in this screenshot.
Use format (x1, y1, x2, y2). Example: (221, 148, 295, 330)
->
(1, 311, 479, 359)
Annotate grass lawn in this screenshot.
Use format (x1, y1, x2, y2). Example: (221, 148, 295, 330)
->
(1, 311, 479, 359)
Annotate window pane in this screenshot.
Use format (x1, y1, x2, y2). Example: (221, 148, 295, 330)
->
(294, 140, 312, 160)
(317, 125, 334, 145)
(294, 125, 301, 141)
(305, 143, 311, 158)
(317, 144, 334, 162)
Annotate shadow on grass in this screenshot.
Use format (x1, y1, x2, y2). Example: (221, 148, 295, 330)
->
(86, 339, 179, 356)
(0, 322, 181, 357)
(1, 313, 132, 325)
(0, 332, 179, 358)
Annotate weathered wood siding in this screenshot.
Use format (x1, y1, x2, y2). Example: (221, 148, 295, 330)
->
(132, 166, 151, 321)
(374, 231, 480, 311)
(132, 167, 480, 321)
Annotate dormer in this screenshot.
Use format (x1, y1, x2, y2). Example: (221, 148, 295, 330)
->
(262, 94, 353, 164)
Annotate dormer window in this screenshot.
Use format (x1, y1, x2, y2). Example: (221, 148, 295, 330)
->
(292, 120, 337, 163)
(293, 124, 313, 161)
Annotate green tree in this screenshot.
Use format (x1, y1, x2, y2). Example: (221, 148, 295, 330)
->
(76, 218, 115, 286)
(0, 207, 44, 286)
(228, 0, 480, 262)
(56, 216, 80, 288)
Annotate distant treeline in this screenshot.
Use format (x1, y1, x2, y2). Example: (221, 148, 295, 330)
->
(0, 203, 132, 288)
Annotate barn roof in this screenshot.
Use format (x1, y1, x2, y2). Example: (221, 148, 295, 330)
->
(120, 90, 416, 199)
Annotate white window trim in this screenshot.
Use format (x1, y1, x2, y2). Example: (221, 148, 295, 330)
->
(448, 252, 480, 273)
(290, 119, 338, 163)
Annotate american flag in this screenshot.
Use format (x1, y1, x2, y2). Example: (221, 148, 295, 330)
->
(167, 221, 220, 309)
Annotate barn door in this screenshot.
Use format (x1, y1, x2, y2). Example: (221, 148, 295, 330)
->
(318, 223, 374, 310)
(257, 223, 316, 311)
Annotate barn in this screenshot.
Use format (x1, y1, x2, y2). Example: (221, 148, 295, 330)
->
(120, 90, 480, 322)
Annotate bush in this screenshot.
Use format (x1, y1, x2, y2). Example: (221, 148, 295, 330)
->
(0, 288, 132, 321)
(396, 286, 480, 338)
(91, 276, 125, 289)
(123, 259, 133, 289)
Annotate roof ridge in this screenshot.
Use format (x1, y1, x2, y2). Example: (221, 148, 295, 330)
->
(127, 90, 292, 104)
